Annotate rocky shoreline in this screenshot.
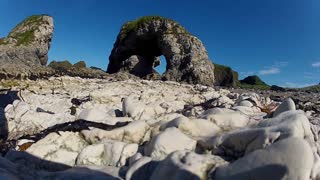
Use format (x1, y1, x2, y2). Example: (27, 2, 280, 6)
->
(0, 76, 319, 179)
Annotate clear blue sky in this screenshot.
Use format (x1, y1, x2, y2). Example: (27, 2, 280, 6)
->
(1, 0, 320, 87)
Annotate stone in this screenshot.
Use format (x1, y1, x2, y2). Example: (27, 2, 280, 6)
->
(144, 127, 197, 160)
(26, 131, 88, 166)
(107, 16, 215, 86)
(212, 138, 314, 180)
(81, 120, 150, 144)
(273, 98, 296, 117)
(205, 110, 313, 157)
(0, 15, 54, 79)
(126, 157, 159, 180)
(202, 110, 250, 131)
(151, 151, 227, 180)
(76, 140, 138, 167)
(160, 116, 221, 139)
(238, 100, 253, 107)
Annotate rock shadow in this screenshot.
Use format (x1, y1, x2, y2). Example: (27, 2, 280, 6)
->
(0, 90, 20, 141)
(3, 150, 122, 179)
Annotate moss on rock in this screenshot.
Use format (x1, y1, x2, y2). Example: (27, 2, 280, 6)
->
(48, 60, 73, 72)
(8, 14, 49, 46)
(214, 63, 239, 87)
(73, 61, 87, 69)
(239, 75, 270, 90)
(119, 16, 189, 41)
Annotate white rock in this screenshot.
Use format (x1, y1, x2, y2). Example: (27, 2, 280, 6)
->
(273, 98, 296, 117)
(26, 131, 88, 166)
(204, 111, 250, 131)
(238, 100, 253, 107)
(78, 108, 110, 122)
(81, 120, 150, 144)
(161, 116, 220, 139)
(213, 138, 314, 180)
(206, 110, 314, 157)
(144, 127, 197, 160)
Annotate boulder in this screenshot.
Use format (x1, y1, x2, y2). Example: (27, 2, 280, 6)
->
(201, 110, 250, 131)
(76, 140, 138, 167)
(151, 151, 227, 180)
(205, 110, 313, 157)
(0, 15, 54, 79)
(160, 116, 221, 139)
(26, 131, 88, 166)
(81, 120, 150, 144)
(212, 138, 314, 180)
(107, 16, 215, 86)
(144, 127, 197, 160)
(273, 98, 296, 117)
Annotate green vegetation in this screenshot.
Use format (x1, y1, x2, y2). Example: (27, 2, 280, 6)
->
(15, 30, 35, 46)
(0, 80, 20, 88)
(73, 61, 87, 69)
(120, 16, 189, 41)
(214, 63, 239, 87)
(0, 38, 8, 45)
(238, 75, 270, 90)
(48, 60, 73, 72)
(8, 15, 48, 46)
(298, 85, 320, 93)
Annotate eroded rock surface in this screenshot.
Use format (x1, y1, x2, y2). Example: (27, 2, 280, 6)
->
(0, 15, 54, 79)
(0, 76, 320, 179)
(107, 16, 215, 86)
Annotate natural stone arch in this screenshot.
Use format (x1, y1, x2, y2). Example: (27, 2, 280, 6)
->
(107, 16, 215, 86)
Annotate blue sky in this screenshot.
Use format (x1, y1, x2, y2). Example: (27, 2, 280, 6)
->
(1, 0, 320, 87)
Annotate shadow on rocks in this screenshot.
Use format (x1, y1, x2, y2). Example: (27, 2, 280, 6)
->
(3, 150, 122, 179)
(210, 164, 288, 180)
(0, 90, 20, 141)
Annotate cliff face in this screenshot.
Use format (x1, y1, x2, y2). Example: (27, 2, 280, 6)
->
(108, 16, 215, 86)
(0, 15, 54, 79)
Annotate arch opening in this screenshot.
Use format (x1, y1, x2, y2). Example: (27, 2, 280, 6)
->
(154, 55, 167, 75)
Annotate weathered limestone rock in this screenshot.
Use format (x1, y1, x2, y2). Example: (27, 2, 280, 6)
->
(212, 138, 314, 180)
(144, 127, 197, 160)
(107, 16, 215, 86)
(26, 131, 88, 166)
(76, 140, 138, 167)
(273, 97, 296, 117)
(0, 15, 54, 79)
(81, 120, 150, 144)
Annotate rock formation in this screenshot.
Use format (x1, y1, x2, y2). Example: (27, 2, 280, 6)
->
(107, 16, 215, 86)
(0, 15, 54, 79)
(213, 63, 239, 87)
(0, 76, 320, 179)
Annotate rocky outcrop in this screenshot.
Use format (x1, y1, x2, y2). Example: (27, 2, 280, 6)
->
(214, 63, 239, 87)
(48, 60, 109, 79)
(107, 16, 215, 86)
(0, 15, 54, 79)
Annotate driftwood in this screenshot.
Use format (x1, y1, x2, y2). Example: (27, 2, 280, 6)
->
(0, 120, 130, 156)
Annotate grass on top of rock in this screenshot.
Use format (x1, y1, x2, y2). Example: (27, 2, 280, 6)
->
(238, 75, 270, 90)
(0, 80, 20, 88)
(0, 38, 8, 45)
(48, 60, 73, 72)
(8, 15, 48, 46)
(214, 63, 239, 87)
(298, 84, 320, 93)
(73, 61, 87, 69)
(119, 16, 189, 41)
